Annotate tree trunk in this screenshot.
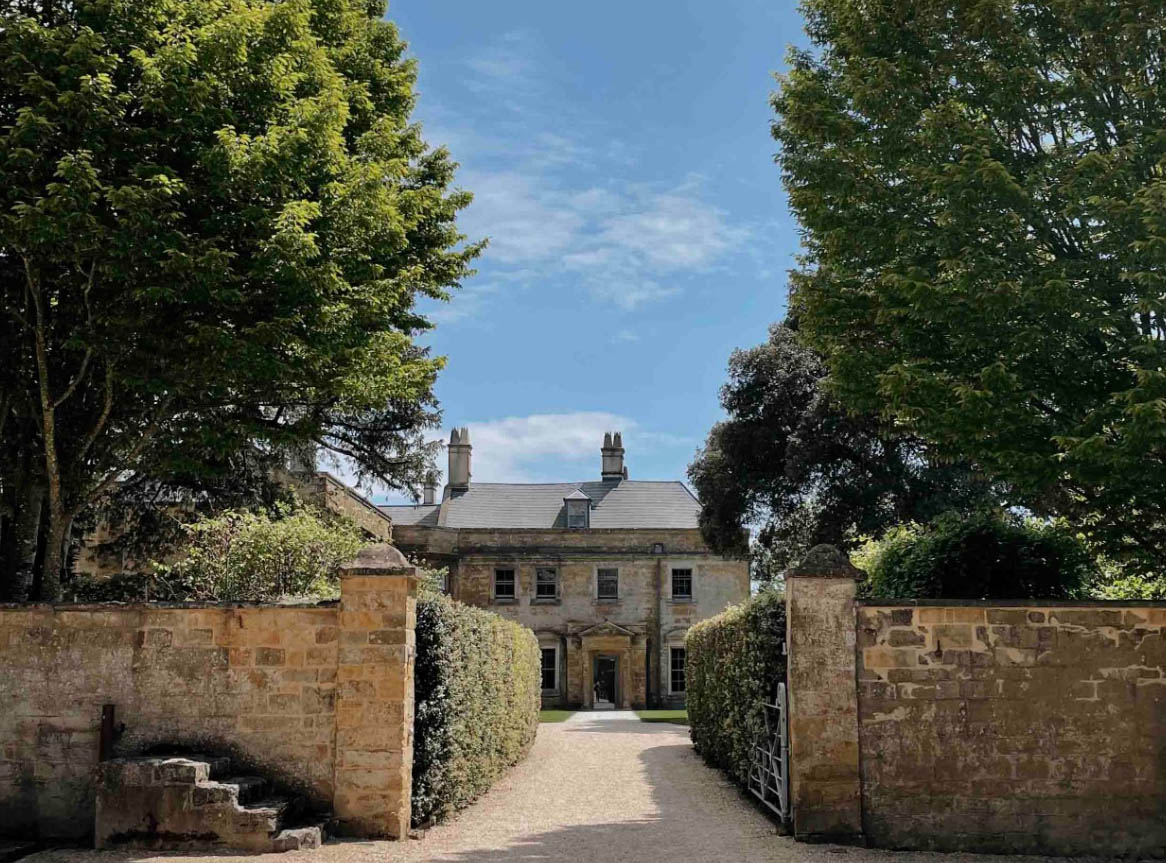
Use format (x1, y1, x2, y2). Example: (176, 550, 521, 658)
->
(38, 504, 67, 602)
(8, 480, 46, 602)
(28, 268, 69, 602)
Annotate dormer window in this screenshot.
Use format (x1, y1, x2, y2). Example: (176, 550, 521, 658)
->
(564, 489, 591, 529)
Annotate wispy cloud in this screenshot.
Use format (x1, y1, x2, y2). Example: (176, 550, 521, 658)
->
(426, 32, 754, 323)
(458, 172, 584, 264)
(458, 174, 748, 310)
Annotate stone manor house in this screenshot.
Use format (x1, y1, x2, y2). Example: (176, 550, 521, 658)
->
(382, 429, 750, 710)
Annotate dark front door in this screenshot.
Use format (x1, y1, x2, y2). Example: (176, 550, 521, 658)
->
(594, 655, 618, 708)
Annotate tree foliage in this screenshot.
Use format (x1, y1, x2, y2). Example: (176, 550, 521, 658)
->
(854, 510, 1097, 600)
(774, 0, 1166, 575)
(688, 320, 998, 578)
(155, 504, 369, 602)
(0, 0, 479, 599)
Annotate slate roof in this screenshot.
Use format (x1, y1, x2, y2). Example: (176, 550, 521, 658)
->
(379, 480, 701, 530)
(379, 504, 441, 526)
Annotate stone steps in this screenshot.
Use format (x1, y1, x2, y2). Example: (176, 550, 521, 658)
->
(95, 754, 326, 853)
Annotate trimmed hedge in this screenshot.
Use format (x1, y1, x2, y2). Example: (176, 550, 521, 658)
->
(412, 594, 540, 826)
(686, 589, 786, 786)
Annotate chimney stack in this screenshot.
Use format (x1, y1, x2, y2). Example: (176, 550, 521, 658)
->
(447, 427, 472, 494)
(601, 431, 626, 481)
(422, 471, 439, 506)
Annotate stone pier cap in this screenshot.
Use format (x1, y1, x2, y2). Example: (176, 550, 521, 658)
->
(339, 543, 416, 577)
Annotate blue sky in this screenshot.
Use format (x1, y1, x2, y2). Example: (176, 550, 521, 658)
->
(366, 1, 809, 501)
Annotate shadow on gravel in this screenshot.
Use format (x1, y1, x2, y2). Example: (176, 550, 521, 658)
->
(413, 737, 787, 863)
(563, 716, 686, 736)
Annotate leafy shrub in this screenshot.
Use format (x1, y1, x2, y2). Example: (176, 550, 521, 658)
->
(856, 511, 1096, 600)
(151, 505, 369, 602)
(1094, 572, 1166, 600)
(686, 589, 786, 786)
(412, 594, 540, 826)
(68, 570, 199, 603)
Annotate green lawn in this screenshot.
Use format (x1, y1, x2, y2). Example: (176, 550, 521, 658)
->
(635, 709, 689, 726)
(539, 710, 575, 723)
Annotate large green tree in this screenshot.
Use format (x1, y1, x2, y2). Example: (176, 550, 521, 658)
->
(774, 0, 1166, 573)
(0, 0, 479, 599)
(688, 321, 997, 579)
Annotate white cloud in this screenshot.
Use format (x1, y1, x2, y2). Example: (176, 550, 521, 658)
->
(613, 329, 639, 343)
(446, 412, 628, 484)
(427, 32, 754, 323)
(459, 176, 747, 311)
(436, 412, 692, 485)
(459, 172, 584, 265)
(596, 191, 749, 270)
(339, 412, 699, 504)
(587, 278, 680, 311)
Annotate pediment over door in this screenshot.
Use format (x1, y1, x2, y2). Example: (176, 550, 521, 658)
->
(575, 620, 638, 646)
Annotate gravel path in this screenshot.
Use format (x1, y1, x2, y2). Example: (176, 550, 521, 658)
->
(27, 711, 1065, 863)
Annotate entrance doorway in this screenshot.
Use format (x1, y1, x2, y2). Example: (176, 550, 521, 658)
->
(592, 655, 618, 709)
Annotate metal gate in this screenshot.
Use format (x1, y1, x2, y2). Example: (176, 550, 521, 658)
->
(748, 681, 790, 826)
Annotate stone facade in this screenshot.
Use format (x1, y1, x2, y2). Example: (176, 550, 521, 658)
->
(396, 526, 748, 709)
(856, 600, 1166, 856)
(0, 547, 417, 842)
(386, 430, 750, 710)
(782, 545, 1166, 857)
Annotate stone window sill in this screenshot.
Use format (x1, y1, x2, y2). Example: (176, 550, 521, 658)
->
(594, 598, 621, 605)
(492, 597, 517, 605)
(532, 597, 561, 605)
(668, 597, 694, 604)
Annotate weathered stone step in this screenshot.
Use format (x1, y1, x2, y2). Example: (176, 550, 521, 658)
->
(222, 775, 268, 805)
(271, 824, 325, 852)
(119, 754, 232, 785)
(96, 755, 328, 854)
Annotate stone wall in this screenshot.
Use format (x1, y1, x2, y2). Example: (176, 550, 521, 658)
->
(856, 600, 1166, 856)
(782, 544, 1166, 857)
(0, 548, 417, 843)
(301, 472, 393, 542)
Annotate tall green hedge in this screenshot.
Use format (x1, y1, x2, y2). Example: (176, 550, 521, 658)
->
(412, 594, 540, 826)
(686, 589, 786, 786)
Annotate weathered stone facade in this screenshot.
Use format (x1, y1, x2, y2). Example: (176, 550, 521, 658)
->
(782, 545, 1166, 857)
(386, 431, 750, 709)
(395, 526, 748, 709)
(0, 547, 417, 842)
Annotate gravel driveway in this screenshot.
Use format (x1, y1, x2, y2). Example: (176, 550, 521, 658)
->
(27, 711, 1066, 863)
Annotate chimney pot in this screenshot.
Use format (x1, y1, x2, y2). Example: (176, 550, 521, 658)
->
(422, 472, 439, 506)
(447, 426, 472, 492)
(601, 430, 626, 481)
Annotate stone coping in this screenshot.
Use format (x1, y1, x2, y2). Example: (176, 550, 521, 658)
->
(857, 597, 1166, 608)
(0, 599, 340, 611)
